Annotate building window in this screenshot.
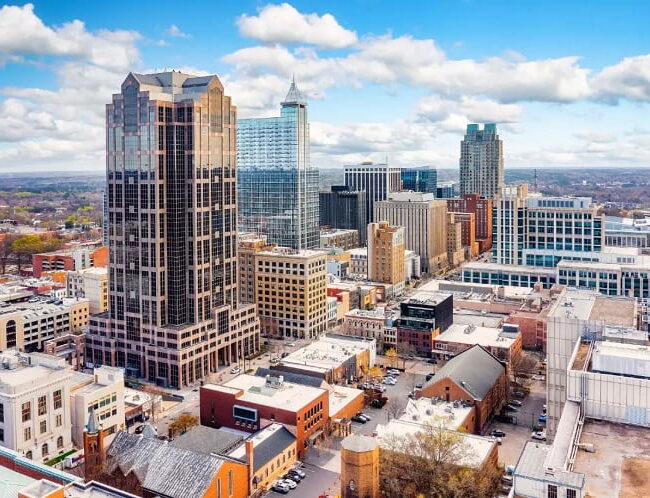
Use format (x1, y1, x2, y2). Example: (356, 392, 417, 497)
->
(566, 490, 576, 498)
(41, 443, 49, 456)
(56, 414, 62, 427)
(57, 436, 64, 449)
(22, 402, 31, 422)
(40, 420, 47, 434)
(0, 428, 3, 441)
(0, 403, 3, 423)
(217, 479, 221, 498)
(53, 390, 62, 409)
(24, 427, 31, 441)
(228, 469, 233, 496)
(548, 485, 558, 498)
(38, 395, 47, 416)
(25, 451, 32, 459)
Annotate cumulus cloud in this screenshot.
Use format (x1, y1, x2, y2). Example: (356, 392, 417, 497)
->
(237, 3, 357, 49)
(165, 24, 190, 39)
(415, 96, 522, 125)
(591, 55, 650, 102)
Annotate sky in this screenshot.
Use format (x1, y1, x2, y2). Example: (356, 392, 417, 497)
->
(2, 1, 650, 172)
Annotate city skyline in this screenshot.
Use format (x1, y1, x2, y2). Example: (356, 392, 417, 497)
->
(2, 1, 650, 172)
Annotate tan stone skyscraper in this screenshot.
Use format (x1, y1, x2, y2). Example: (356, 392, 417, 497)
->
(460, 123, 504, 199)
(367, 221, 405, 295)
(86, 72, 259, 388)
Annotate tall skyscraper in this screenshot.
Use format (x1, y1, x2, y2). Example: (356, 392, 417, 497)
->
(319, 186, 367, 245)
(459, 123, 504, 199)
(86, 71, 260, 388)
(344, 162, 402, 226)
(237, 80, 319, 250)
(401, 166, 437, 193)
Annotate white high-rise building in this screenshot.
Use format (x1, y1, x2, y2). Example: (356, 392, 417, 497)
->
(459, 123, 504, 199)
(344, 162, 402, 227)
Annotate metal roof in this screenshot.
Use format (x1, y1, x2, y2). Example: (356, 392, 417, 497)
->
(252, 425, 296, 472)
(170, 426, 245, 456)
(515, 442, 585, 490)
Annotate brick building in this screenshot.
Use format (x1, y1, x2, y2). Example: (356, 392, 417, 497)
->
(33, 245, 108, 278)
(417, 345, 507, 433)
(395, 292, 453, 356)
(447, 194, 493, 252)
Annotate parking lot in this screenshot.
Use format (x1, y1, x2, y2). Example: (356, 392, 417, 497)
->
(485, 377, 547, 468)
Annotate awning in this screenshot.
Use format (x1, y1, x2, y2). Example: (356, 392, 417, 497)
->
(308, 429, 324, 442)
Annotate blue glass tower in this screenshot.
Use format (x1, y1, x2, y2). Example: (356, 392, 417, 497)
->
(401, 166, 437, 193)
(237, 80, 319, 249)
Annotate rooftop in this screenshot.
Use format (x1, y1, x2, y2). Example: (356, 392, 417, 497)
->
(341, 434, 378, 453)
(461, 261, 556, 275)
(398, 398, 473, 430)
(419, 279, 534, 300)
(329, 384, 365, 418)
(256, 247, 327, 259)
(280, 334, 375, 373)
(170, 425, 244, 456)
(205, 374, 326, 412)
(547, 289, 637, 327)
(227, 423, 296, 472)
(435, 323, 517, 349)
(344, 308, 386, 319)
(0, 296, 88, 318)
(405, 291, 452, 306)
(0, 351, 71, 394)
(514, 442, 585, 490)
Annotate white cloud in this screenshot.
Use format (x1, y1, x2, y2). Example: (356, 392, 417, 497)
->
(237, 3, 357, 49)
(573, 130, 617, 144)
(415, 96, 522, 125)
(165, 24, 190, 39)
(592, 55, 650, 102)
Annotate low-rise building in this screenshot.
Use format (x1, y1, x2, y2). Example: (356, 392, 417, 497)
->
(395, 292, 453, 355)
(320, 228, 359, 251)
(347, 247, 368, 277)
(43, 332, 86, 370)
(432, 322, 522, 364)
(0, 297, 90, 352)
(69, 366, 125, 448)
(238, 235, 275, 305)
(33, 244, 107, 278)
(447, 212, 466, 267)
(367, 222, 405, 295)
(0, 351, 73, 462)
(123, 388, 161, 428)
(65, 267, 108, 314)
(417, 345, 508, 433)
(343, 308, 387, 350)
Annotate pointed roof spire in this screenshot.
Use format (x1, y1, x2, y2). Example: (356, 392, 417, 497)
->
(87, 407, 100, 434)
(282, 77, 306, 105)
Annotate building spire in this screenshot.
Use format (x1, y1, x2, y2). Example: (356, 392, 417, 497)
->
(283, 77, 306, 105)
(86, 407, 100, 434)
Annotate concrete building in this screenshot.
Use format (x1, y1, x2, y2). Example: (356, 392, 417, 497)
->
(367, 222, 405, 295)
(65, 267, 108, 314)
(0, 297, 89, 352)
(462, 261, 557, 289)
(347, 247, 368, 277)
(325, 249, 350, 279)
(432, 322, 523, 364)
(319, 228, 359, 251)
(604, 215, 650, 248)
(319, 186, 367, 245)
(417, 345, 507, 433)
(449, 211, 479, 258)
(237, 80, 318, 250)
(459, 123, 504, 199)
(344, 162, 402, 226)
(69, 366, 124, 448)
(0, 351, 73, 462)
(395, 292, 453, 355)
(238, 235, 274, 305)
(43, 332, 86, 370)
(404, 250, 421, 280)
(447, 193, 493, 252)
(374, 192, 448, 273)
(343, 309, 387, 349)
(447, 212, 466, 267)
(254, 247, 327, 339)
(87, 71, 260, 388)
(32, 244, 108, 278)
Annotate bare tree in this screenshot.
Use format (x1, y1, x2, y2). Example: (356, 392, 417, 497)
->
(0, 233, 18, 274)
(384, 397, 403, 421)
(510, 352, 538, 386)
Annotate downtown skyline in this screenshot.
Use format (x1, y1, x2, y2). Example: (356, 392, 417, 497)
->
(2, 1, 650, 171)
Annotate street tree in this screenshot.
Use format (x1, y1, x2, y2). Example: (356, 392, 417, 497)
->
(168, 413, 198, 438)
(511, 352, 538, 386)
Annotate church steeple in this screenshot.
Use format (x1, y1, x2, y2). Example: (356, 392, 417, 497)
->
(282, 77, 306, 105)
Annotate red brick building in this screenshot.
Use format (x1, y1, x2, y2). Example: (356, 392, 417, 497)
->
(448, 211, 478, 257)
(447, 194, 493, 252)
(417, 345, 507, 433)
(200, 374, 329, 457)
(33, 245, 108, 278)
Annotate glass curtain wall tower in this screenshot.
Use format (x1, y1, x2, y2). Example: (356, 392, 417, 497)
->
(237, 80, 319, 249)
(86, 72, 260, 388)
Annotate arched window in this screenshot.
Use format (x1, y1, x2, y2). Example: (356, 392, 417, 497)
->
(25, 451, 32, 459)
(41, 443, 49, 456)
(57, 436, 63, 448)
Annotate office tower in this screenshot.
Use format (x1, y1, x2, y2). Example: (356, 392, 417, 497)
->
(374, 192, 448, 274)
(102, 189, 109, 246)
(492, 184, 603, 267)
(447, 193, 493, 252)
(319, 186, 367, 245)
(87, 71, 260, 388)
(237, 80, 318, 250)
(344, 162, 402, 226)
(367, 222, 405, 294)
(435, 181, 459, 199)
(254, 248, 328, 339)
(401, 166, 437, 193)
(459, 123, 504, 199)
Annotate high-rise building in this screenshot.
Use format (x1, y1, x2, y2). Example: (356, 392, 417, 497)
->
(401, 167, 437, 193)
(253, 248, 328, 339)
(447, 212, 466, 267)
(492, 184, 603, 267)
(374, 192, 448, 274)
(87, 71, 260, 388)
(319, 186, 367, 245)
(238, 234, 274, 305)
(367, 222, 405, 294)
(447, 193, 493, 252)
(436, 181, 459, 199)
(459, 123, 504, 199)
(344, 162, 402, 226)
(237, 80, 318, 250)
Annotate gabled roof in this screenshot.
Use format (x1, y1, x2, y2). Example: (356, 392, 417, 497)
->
(424, 345, 505, 400)
(106, 431, 228, 498)
(252, 426, 296, 472)
(170, 426, 244, 456)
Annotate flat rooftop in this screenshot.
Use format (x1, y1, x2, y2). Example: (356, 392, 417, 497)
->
(435, 323, 517, 349)
(0, 352, 70, 392)
(419, 279, 534, 300)
(329, 384, 364, 418)
(452, 310, 506, 329)
(347, 248, 368, 257)
(344, 308, 385, 319)
(548, 288, 637, 327)
(0, 296, 88, 318)
(281, 335, 374, 372)
(461, 261, 555, 275)
(514, 442, 585, 491)
(573, 420, 650, 498)
(205, 374, 326, 412)
(405, 291, 452, 306)
(398, 398, 472, 431)
(256, 248, 327, 259)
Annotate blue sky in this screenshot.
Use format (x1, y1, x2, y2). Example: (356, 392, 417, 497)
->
(2, 1, 650, 171)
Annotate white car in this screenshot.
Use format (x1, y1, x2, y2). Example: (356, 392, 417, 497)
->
(531, 431, 547, 441)
(230, 366, 241, 374)
(383, 377, 397, 385)
(387, 369, 400, 376)
(282, 479, 297, 489)
(532, 375, 545, 381)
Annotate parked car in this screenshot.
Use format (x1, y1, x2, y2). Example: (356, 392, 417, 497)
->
(491, 429, 506, 437)
(286, 342, 296, 347)
(357, 412, 371, 422)
(531, 431, 547, 441)
(538, 415, 547, 423)
(501, 475, 513, 485)
(270, 357, 279, 364)
(491, 436, 503, 445)
(282, 479, 297, 489)
(415, 383, 424, 389)
(425, 373, 434, 382)
(352, 414, 368, 423)
(495, 414, 517, 424)
(508, 399, 523, 407)
(426, 358, 437, 364)
(272, 482, 290, 494)
(370, 398, 387, 408)
(383, 377, 397, 385)
(134, 425, 144, 434)
(407, 391, 416, 399)
(230, 366, 241, 374)
(289, 468, 306, 479)
(512, 390, 526, 398)
(505, 404, 520, 412)
(532, 375, 545, 381)
(387, 369, 400, 376)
